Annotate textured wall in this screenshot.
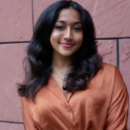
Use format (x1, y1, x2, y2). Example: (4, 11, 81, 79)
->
(0, 0, 130, 129)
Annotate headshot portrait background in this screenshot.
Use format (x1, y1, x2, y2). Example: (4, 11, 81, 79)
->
(0, 0, 130, 129)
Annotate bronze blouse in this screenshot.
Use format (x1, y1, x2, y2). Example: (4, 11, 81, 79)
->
(22, 63, 129, 130)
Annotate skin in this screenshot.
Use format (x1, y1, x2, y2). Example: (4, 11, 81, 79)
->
(50, 8, 83, 98)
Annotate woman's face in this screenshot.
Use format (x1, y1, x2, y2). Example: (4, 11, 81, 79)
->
(50, 8, 83, 57)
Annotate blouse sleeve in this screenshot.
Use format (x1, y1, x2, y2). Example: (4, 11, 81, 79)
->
(105, 67, 129, 130)
(22, 97, 38, 130)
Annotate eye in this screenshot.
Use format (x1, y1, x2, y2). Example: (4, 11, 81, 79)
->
(55, 25, 64, 30)
(73, 27, 82, 32)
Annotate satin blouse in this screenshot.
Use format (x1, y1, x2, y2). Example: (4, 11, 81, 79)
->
(22, 63, 129, 130)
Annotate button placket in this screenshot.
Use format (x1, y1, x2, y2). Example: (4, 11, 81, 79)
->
(65, 105, 71, 112)
(64, 104, 78, 130)
(67, 106, 71, 112)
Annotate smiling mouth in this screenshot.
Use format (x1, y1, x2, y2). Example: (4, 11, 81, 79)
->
(60, 43, 75, 48)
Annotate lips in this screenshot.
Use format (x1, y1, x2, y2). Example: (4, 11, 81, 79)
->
(60, 43, 74, 48)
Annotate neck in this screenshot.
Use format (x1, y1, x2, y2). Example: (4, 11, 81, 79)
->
(52, 51, 72, 74)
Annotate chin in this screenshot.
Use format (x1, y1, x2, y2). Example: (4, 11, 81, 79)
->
(60, 52, 74, 57)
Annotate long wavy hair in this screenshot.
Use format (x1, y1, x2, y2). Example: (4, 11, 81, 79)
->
(18, 0, 102, 100)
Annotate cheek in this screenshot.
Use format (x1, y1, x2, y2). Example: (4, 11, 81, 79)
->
(76, 33, 83, 45)
(50, 31, 61, 45)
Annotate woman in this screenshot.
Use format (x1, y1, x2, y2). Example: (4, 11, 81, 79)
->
(18, 0, 129, 130)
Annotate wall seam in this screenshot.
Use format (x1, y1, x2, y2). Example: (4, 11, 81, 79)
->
(0, 41, 30, 44)
(97, 37, 130, 40)
(0, 37, 130, 45)
(116, 39, 120, 69)
(0, 120, 23, 124)
(31, 0, 34, 32)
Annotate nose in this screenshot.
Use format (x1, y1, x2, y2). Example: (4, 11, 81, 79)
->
(63, 27, 73, 41)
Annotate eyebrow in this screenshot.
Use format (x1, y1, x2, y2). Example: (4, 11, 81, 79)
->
(56, 20, 82, 25)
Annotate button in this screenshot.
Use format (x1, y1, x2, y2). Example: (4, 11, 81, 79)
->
(67, 107, 71, 112)
(65, 106, 71, 112)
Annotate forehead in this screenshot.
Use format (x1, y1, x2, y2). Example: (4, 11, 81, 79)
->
(56, 8, 81, 22)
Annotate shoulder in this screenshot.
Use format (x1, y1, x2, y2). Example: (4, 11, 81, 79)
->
(101, 62, 116, 75)
(96, 63, 127, 95)
(100, 62, 124, 83)
(22, 97, 34, 109)
(99, 62, 122, 81)
(89, 62, 125, 91)
(92, 62, 117, 83)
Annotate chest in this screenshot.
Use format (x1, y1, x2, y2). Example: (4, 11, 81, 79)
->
(33, 88, 107, 129)
(32, 73, 110, 130)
